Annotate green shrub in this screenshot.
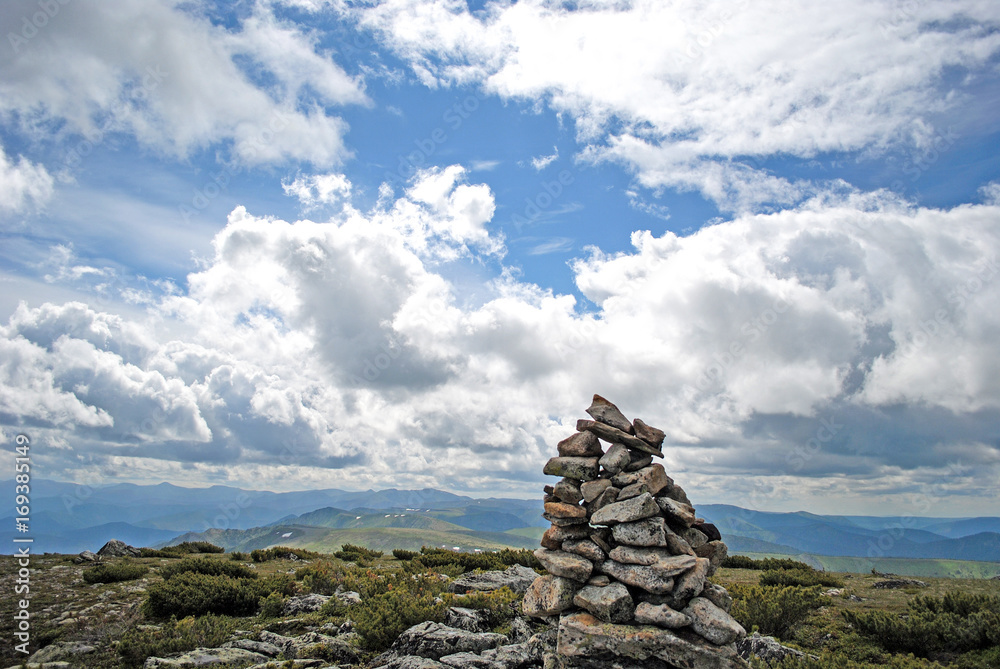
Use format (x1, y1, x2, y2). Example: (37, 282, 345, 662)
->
(759, 568, 844, 588)
(295, 560, 346, 595)
(142, 572, 293, 619)
(403, 547, 540, 573)
(250, 546, 320, 562)
(118, 614, 235, 668)
(229, 551, 248, 561)
(82, 560, 149, 584)
(392, 549, 419, 560)
(160, 558, 257, 581)
(258, 591, 286, 619)
(721, 555, 815, 571)
(139, 547, 183, 559)
(748, 651, 944, 669)
(353, 588, 449, 651)
(729, 584, 824, 638)
(169, 541, 224, 554)
(843, 591, 1000, 657)
(334, 543, 384, 564)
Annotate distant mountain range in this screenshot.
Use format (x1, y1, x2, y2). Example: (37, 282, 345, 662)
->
(3, 479, 999, 566)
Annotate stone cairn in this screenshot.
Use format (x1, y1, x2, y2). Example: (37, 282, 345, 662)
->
(522, 395, 748, 669)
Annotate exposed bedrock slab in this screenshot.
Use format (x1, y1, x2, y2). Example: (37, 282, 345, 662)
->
(556, 612, 748, 669)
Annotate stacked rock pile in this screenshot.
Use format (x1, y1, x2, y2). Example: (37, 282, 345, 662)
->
(523, 395, 748, 669)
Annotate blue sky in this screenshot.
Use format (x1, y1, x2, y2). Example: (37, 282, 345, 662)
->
(1, 0, 999, 516)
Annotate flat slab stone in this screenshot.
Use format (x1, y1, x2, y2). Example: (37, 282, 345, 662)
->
(576, 420, 663, 458)
(573, 582, 634, 623)
(143, 648, 269, 668)
(591, 492, 660, 526)
(534, 548, 594, 582)
(655, 496, 697, 527)
(557, 612, 748, 669)
(554, 478, 584, 504)
(586, 395, 633, 433)
(387, 622, 508, 660)
(608, 545, 674, 566)
(448, 564, 540, 594)
(544, 457, 600, 481)
(558, 432, 603, 457)
(598, 557, 693, 594)
(562, 538, 606, 563)
(544, 501, 587, 519)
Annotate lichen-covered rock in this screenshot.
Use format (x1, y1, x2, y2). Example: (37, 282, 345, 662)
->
(557, 432, 603, 457)
(449, 565, 540, 595)
(611, 464, 670, 496)
(523, 575, 580, 617)
(611, 516, 669, 547)
(386, 622, 508, 661)
(586, 394, 634, 433)
(562, 538, 606, 563)
(97, 539, 142, 558)
(143, 647, 269, 668)
(598, 556, 696, 594)
(599, 443, 631, 476)
(591, 492, 660, 526)
(556, 612, 748, 669)
(701, 582, 733, 613)
(633, 602, 692, 629)
(572, 582, 634, 623)
(673, 557, 710, 600)
(632, 419, 665, 449)
(534, 549, 594, 582)
(682, 597, 746, 646)
(735, 632, 807, 663)
(544, 457, 600, 481)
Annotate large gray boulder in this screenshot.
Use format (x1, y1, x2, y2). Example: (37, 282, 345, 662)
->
(735, 632, 808, 663)
(143, 647, 268, 668)
(448, 565, 539, 594)
(97, 539, 141, 558)
(385, 622, 509, 661)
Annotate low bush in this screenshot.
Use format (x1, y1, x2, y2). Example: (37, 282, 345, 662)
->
(392, 549, 420, 561)
(721, 555, 815, 571)
(334, 543, 384, 565)
(142, 572, 293, 619)
(295, 560, 346, 595)
(169, 541, 225, 554)
(403, 546, 540, 573)
(843, 591, 1000, 658)
(229, 551, 248, 561)
(759, 568, 844, 588)
(138, 548, 183, 559)
(748, 652, 944, 669)
(160, 558, 257, 581)
(82, 560, 149, 584)
(353, 587, 450, 651)
(258, 591, 286, 619)
(729, 584, 824, 638)
(118, 614, 235, 668)
(250, 546, 321, 563)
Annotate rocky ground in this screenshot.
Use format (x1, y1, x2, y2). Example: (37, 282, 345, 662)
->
(2, 551, 998, 669)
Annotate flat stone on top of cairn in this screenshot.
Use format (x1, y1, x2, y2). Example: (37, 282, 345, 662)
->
(524, 395, 747, 669)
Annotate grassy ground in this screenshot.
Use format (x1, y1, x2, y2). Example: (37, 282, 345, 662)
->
(735, 552, 1000, 579)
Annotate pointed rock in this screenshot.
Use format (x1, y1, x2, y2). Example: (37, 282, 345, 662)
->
(632, 419, 665, 449)
(558, 431, 603, 457)
(576, 420, 663, 458)
(694, 521, 722, 542)
(586, 395, 633, 433)
(623, 452, 653, 472)
(573, 582, 634, 623)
